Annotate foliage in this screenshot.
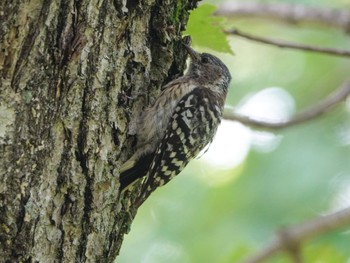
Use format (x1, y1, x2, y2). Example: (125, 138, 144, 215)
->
(184, 4, 233, 54)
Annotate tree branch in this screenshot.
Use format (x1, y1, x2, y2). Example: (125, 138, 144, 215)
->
(225, 29, 350, 58)
(241, 206, 350, 263)
(215, 2, 350, 32)
(223, 81, 350, 130)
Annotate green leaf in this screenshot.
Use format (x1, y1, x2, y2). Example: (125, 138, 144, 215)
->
(184, 4, 233, 54)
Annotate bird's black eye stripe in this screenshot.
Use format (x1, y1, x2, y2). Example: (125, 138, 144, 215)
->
(201, 56, 209, 64)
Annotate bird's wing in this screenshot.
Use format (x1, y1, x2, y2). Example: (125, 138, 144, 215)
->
(137, 87, 223, 204)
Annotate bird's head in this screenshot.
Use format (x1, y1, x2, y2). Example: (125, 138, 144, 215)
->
(183, 44, 232, 91)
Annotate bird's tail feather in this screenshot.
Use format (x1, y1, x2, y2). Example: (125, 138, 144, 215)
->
(119, 152, 153, 191)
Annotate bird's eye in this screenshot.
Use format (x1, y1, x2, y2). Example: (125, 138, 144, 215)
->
(201, 56, 209, 64)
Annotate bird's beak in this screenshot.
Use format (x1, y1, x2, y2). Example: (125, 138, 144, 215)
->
(183, 44, 200, 62)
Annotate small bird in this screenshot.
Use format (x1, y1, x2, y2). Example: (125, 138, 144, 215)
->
(120, 44, 232, 206)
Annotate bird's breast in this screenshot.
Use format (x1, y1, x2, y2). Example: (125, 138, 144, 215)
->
(136, 80, 198, 149)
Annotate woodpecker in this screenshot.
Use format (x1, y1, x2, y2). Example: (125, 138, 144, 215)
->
(120, 44, 231, 205)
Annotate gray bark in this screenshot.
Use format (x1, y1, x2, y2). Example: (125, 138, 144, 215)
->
(0, 0, 198, 261)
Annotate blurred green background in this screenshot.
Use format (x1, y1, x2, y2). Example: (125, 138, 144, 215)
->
(118, 0, 350, 262)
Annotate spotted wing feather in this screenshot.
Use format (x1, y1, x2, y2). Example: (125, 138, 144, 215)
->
(136, 87, 223, 204)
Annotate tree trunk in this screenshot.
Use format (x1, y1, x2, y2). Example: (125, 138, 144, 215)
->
(0, 0, 198, 261)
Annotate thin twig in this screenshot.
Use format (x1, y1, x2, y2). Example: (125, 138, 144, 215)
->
(225, 29, 350, 58)
(223, 81, 350, 130)
(241, 206, 350, 263)
(215, 2, 350, 32)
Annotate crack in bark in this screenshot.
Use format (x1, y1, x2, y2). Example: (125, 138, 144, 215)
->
(75, 85, 91, 261)
(11, 0, 51, 91)
(11, 192, 30, 259)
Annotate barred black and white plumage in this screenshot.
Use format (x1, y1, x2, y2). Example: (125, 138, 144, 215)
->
(120, 44, 231, 205)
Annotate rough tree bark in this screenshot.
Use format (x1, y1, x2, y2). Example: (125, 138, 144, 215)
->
(0, 0, 199, 261)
